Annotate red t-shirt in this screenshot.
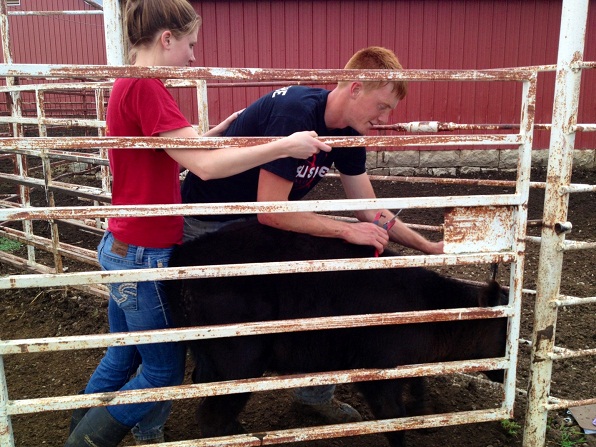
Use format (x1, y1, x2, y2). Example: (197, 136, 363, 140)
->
(106, 78, 190, 248)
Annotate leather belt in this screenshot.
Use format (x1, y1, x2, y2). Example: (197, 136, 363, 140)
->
(111, 237, 129, 257)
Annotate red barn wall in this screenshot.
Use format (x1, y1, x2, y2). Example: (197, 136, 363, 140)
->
(0, 0, 106, 121)
(0, 1, 594, 148)
(2, 0, 106, 65)
(191, 0, 596, 149)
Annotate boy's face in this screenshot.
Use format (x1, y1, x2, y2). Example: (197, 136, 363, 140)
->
(347, 83, 399, 135)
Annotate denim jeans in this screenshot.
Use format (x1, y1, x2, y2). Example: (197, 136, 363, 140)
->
(130, 365, 172, 441)
(83, 231, 186, 428)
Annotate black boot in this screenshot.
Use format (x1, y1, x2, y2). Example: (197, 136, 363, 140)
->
(68, 390, 88, 434)
(68, 407, 89, 434)
(64, 406, 131, 447)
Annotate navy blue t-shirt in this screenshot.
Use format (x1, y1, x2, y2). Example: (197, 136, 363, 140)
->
(181, 86, 366, 221)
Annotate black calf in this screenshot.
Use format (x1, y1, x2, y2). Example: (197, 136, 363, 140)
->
(167, 222, 508, 446)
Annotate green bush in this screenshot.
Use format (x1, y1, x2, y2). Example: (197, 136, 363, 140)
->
(0, 237, 21, 253)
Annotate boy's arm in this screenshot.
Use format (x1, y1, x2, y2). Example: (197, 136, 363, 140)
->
(256, 169, 389, 253)
(340, 173, 444, 254)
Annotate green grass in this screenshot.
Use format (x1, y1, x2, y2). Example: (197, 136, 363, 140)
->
(559, 426, 587, 447)
(501, 419, 522, 437)
(0, 237, 21, 253)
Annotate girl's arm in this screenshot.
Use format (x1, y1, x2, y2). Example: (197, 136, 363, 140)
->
(162, 127, 330, 180)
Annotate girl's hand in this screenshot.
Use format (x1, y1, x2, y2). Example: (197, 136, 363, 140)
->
(207, 108, 245, 136)
(282, 131, 331, 159)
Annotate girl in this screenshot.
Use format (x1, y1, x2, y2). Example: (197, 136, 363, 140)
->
(65, 1, 329, 445)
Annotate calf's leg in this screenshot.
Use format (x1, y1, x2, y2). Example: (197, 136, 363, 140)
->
(195, 393, 252, 437)
(404, 377, 434, 416)
(357, 380, 407, 447)
(188, 337, 271, 438)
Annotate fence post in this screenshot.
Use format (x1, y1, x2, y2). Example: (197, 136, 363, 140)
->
(0, 354, 15, 447)
(522, 1, 590, 446)
(103, 0, 126, 66)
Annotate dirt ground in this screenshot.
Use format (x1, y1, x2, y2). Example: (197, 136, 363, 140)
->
(1, 166, 595, 447)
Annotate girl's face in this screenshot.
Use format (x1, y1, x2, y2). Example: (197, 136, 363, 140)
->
(163, 28, 198, 67)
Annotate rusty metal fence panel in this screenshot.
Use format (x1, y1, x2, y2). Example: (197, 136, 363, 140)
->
(0, 69, 532, 447)
(0, 67, 531, 447)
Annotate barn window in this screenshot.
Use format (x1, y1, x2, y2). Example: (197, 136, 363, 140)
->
(6, 0, 20, 6)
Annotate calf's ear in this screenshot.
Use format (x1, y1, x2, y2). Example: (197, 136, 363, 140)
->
(478, 280, 505, 307)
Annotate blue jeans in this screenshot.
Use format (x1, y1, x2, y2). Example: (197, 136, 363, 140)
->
(130, 365, 172, 441)
(83, 231, 186, 429)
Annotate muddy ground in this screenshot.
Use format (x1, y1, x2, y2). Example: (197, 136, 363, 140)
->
(1, 167, 595, 447)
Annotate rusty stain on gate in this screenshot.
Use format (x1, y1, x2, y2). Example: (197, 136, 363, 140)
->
(0, 1, 594, 447)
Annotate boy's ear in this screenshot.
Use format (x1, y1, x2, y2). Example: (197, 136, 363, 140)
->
(349, 81, 363, 98)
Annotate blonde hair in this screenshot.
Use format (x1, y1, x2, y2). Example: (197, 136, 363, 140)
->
(125, 0, 201, 61)
(341, 46, 407, 100)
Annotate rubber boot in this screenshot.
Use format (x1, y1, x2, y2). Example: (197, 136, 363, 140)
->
(68, 390, 88, 434)
(64, 406, 131, 447)
(68, 407, 89, 434)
